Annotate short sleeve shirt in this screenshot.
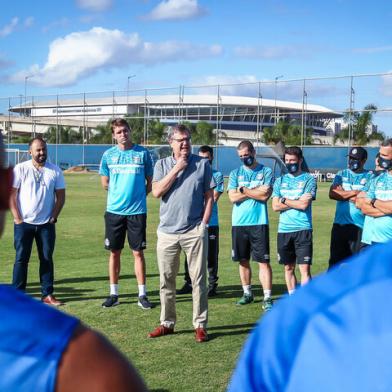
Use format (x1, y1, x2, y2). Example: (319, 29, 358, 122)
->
(272, 172, 317, 233)
(209, 170, 224, 227)
(99, 145, 153, 216)
(227, 163, 273, 226)
(13, 161, 65, 225)
(365, 171, 392, 243)
(153, 154, 215, 234)
(332, 169, 374, 228)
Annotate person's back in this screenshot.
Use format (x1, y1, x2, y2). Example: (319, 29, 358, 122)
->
(229, 241, 392, 391)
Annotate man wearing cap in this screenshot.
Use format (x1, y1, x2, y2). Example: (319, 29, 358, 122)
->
(356, 139, 392, 245)
(328, 146, 373, 269)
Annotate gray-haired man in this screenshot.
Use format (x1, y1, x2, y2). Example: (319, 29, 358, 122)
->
(148, 124, 215, 343)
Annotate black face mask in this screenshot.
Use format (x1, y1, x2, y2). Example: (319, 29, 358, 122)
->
(378, 156, 392, 171)
(349, 159, 361, 172)
(286, 162, 299, 174)
(241, 156, 255, 167)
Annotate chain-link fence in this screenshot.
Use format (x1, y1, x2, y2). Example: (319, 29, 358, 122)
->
(1, 72, 391, 153)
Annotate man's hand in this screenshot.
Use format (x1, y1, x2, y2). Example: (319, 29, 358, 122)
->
(14, 218, 23, 224)
(174, 156, 188, 173)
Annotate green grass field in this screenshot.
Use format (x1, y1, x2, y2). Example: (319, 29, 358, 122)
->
(0, 175, 334, 391)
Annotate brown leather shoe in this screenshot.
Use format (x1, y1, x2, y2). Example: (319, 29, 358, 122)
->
(148, 325, 174, 338)
(42, 295, 64, 307)
(195, 327, 209, 343)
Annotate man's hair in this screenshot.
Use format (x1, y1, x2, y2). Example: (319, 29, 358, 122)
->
(237, 140, 255, 153)
(284, 146, 303, 160)
(167, 124, 190, 141)
(110, 118, 130, 133)
(198, 145, 213, 156)
(29, 137, 47, 148)
(381, 138, 392, 148)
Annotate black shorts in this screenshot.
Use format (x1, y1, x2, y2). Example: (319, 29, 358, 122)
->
(277, 230, 313, 265)
(329, 223, 362, 268)
(104, 212, 146, 251)
(232, 225, 270, 263)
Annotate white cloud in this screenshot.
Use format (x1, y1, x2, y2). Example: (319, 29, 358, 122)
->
(234, 45, 311, 60)
(42, 18, 69, 33)
(76, 0, 113, 12)
(144, 0, 206, 21)
(0, 17, 19, 37)
(9, 27, 222, 87)
(381, 72, 392, 96)
(353, 46, 392, 54)
(24, 17, 34, 28)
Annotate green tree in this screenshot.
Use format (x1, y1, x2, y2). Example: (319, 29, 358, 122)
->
(44, 126, 83, 144)
(262, 119, 313, 145)
(335, 104, 384, 145)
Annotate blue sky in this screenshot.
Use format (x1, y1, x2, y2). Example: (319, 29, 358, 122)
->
(0, 0, 391, 133)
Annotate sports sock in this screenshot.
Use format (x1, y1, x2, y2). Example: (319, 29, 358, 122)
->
(138, 284, 146, 297)
(243, 285, 252, 295)
(110, 284, 118, 296)
(288, 289, 295, 295)
(263, 289, 272, 299)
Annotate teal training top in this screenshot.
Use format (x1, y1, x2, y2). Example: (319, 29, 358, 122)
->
(99, 145, 153, 215)
(209, 169, 224, 227)
(272, 172, 317, 233)
(227, 163, 273, 226)
(332, 169, 373, 228)
(365, 171, 392, 243)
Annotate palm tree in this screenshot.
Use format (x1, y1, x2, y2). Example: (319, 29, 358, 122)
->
(337, 104, 384, 145)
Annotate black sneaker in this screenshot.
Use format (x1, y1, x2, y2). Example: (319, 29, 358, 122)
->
(208, 286, 217, 297)
(176, 282, 192, 295)
(102, 295, 119, 308)
(138, 295, 153, 309)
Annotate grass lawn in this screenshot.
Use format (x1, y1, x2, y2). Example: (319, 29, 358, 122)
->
(0, 174, 334, 391)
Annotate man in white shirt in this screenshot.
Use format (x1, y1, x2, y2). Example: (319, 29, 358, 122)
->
(9, 137, 66, 306)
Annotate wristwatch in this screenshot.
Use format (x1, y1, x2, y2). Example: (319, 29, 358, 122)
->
(239, 186, 244, 194)
(280, 197, 287, 205)
(370, 198, 377, 208)
(49, 217, 57, 224)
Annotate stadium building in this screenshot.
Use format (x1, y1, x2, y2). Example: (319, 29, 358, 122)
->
(5, 94, 342, 145)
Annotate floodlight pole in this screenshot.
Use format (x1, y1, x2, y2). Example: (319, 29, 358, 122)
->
(24, 75, 33, 117)
(274, 75, 283, 125)
(127, 75, 136, 115)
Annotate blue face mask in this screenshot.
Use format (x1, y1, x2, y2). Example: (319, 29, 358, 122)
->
(241, 155, 255, 167)
(349, 159, 361, 172)
(378, 156, 392, 170)
(286, 162, 299, 174)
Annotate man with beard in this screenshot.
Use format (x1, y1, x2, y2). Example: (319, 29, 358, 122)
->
(9, 137, 65, 305)
(328, 147, 373, 268)
(0, 135, 147, 392)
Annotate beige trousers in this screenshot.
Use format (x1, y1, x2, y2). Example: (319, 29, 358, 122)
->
(157, 223, 208, 329)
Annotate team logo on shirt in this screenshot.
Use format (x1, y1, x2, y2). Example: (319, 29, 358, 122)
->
(360, 178, 367, 185)
(111, 156, 119, 164)
(256, 173, 264, 180)
(238, 175, 244, 181)
(298, 182, 304, 189)
(133, 155, 142, 164)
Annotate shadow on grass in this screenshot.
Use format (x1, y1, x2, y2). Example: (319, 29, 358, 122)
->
(177, 322, 256, 341)
(54, 273, 160, 284)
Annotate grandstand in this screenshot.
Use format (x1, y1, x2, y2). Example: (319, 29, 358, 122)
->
(8, 95, 342, 146)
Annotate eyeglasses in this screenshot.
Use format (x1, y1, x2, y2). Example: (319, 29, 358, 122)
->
(172, 137, 191, 143)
